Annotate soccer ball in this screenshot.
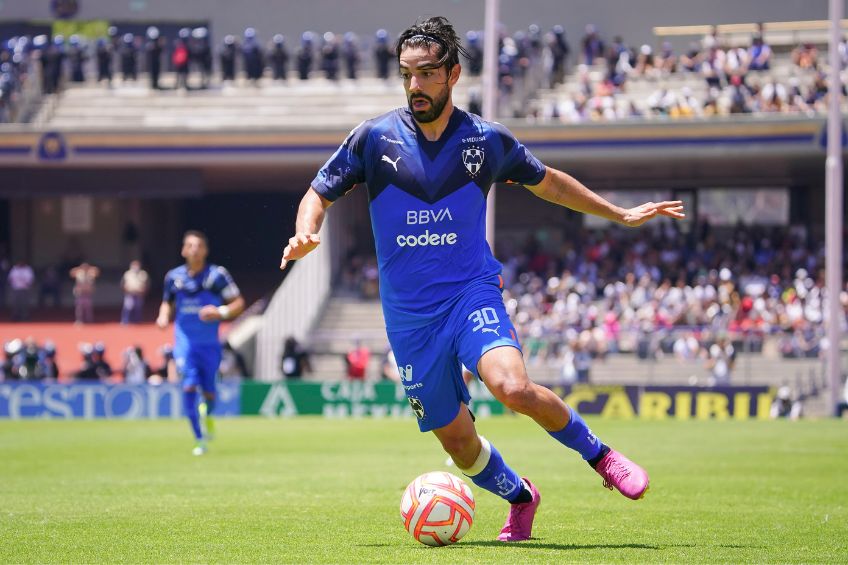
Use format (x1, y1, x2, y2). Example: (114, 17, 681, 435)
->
(400, 471, 475, 546)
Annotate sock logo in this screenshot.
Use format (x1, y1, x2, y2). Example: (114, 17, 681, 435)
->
(494, 472, 518, 497)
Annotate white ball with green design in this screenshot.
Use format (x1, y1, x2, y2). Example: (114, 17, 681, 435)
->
(400, 471, 475, 546)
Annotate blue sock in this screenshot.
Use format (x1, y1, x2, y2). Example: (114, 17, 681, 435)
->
(548, 407, 604, 461)
(204, 396, 216, 414)
(183, 389, 203, 440)
(460, 437, 525, 503)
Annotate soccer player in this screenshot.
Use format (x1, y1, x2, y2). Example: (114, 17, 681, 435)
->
(157, 230, 245, 455)
(280, 17, 685, 542)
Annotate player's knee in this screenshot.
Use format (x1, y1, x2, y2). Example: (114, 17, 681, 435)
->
(437, 433, 476, 461)
(494, 378, 535, 413)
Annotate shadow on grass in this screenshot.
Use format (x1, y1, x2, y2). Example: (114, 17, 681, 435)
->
(357, 541, 671, 551)
(459, 541, 665, 550)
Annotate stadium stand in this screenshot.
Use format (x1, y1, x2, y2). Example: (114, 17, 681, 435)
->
(526, 19, 848, 123)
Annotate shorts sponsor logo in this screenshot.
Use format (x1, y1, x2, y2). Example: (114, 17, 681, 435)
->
(398, 364, 413, 382)
(408, 397, 425, 419)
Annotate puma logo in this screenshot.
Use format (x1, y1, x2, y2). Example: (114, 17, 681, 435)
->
(381, 154, 401, 171)
(481, 326, 500, 336)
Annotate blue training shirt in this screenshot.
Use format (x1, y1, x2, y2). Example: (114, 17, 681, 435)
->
(163, 264, 241, 350)
(312, 107, 546, 330)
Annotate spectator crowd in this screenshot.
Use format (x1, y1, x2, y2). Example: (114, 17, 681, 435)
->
(534, 24, 848, 123)
(5, 21, 845, 124)
(495, 221, 848, 378)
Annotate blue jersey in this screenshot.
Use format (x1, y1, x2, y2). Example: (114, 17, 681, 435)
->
(312, 107, 546, 330)
(163, 264, 241, 351)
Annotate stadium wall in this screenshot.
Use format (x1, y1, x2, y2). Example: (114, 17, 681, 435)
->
(0, 0, 837, 51)
(0, 117, 840, 273)
(0, 117, 826, 169)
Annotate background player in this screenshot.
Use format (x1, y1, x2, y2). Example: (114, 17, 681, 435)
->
(280, 16, 684, 541)
(157, 230, 245, 455)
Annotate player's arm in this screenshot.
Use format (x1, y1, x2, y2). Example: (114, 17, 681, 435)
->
(199, 294, 246, 322)
(279, 187, 333, 270)
(157, 272, 175, 329)
(199, 267, 246, 322)
(156, 300, 173, 329)
(525, 166, 685, 227)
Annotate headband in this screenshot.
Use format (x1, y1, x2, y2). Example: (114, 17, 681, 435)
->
(405, 33, 445, 47)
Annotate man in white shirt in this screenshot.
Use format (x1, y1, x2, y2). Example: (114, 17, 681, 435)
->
(706, 335, 735, 386)
(120, 260, 149, 324)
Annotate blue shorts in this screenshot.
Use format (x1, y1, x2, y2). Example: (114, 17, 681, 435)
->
(387, 283, 521, 432)
(175, 344, 221, 395)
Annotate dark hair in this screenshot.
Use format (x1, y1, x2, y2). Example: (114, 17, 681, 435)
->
(183, 229, 208, 246)
(395, 16, 470, 71)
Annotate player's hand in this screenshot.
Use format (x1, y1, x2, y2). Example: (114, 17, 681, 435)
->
(198, 305, 220, 322)
(156, 315, 169, 329)
(280, 233, 321, 270)
(620, 201, 685, 227)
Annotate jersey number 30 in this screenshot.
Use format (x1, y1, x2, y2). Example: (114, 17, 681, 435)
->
(468, 307, 499, 332)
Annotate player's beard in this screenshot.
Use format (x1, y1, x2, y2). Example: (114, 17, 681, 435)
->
(408, 84, 450, 124)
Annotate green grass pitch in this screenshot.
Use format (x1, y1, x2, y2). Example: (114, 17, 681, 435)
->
(2, 416, 847, 563)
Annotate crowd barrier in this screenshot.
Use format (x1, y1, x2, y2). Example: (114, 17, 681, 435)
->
(0, 380, 774, 420)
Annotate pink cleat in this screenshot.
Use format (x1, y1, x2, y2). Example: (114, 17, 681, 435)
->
(594, 449, 650, 500)
(497, 478, 541, 542)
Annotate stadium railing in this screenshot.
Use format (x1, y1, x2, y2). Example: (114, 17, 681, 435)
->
(253, 199, 351, 381)
(254, 219, 333, 382)
(653, 19, 848, 50)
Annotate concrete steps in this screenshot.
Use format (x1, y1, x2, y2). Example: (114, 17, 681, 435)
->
(46, 77, 479, 130)
(304, 296, 388, 380)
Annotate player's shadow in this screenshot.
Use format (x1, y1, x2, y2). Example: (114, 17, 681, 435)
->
(445, 541, 665, 550)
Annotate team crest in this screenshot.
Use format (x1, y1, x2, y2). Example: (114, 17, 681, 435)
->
(37, 132, 68, 161)
(408, 397, 425, 420)
(461, 146, 485, 176)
